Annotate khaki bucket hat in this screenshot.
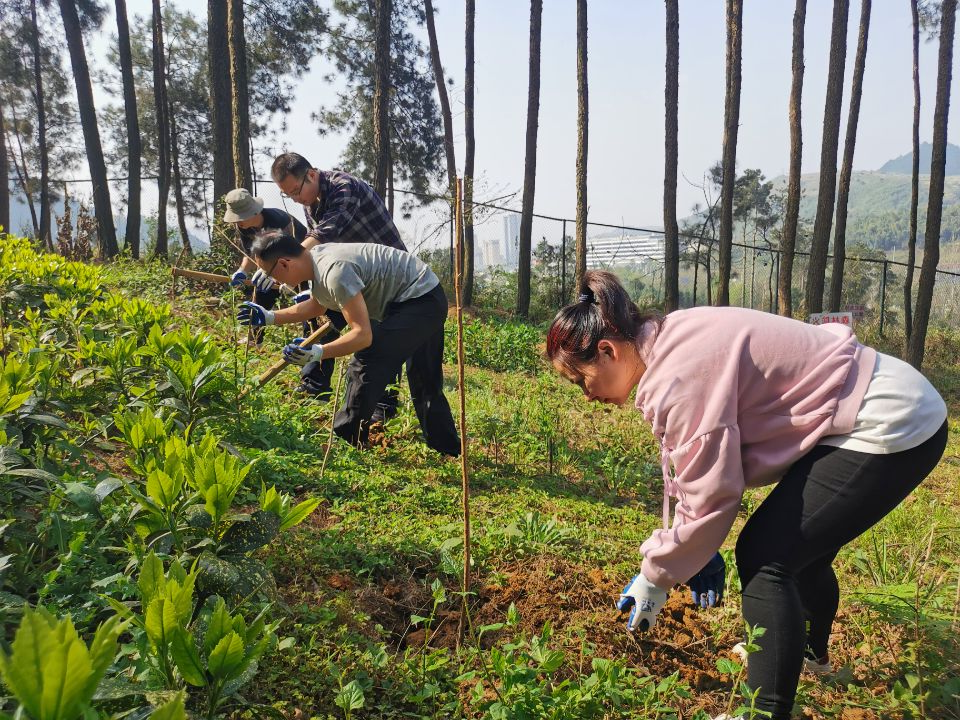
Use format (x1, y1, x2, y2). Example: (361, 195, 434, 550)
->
(223, 188, 265, 222)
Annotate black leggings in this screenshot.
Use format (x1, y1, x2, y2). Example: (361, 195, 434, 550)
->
(736, 421, 947, 720)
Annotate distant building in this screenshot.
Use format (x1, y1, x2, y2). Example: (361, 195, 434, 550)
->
(587, 234, 664, 268)
(502, 214, 520, 268)
(480, 236, 503, 269)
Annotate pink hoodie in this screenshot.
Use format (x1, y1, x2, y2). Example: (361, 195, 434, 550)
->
(634, 306, 877, 589)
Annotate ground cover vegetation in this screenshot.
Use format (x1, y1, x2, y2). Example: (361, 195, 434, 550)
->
(0, 234, 958, 718)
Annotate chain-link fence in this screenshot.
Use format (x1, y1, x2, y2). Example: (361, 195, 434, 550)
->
(403, 188, 960, 333)
(37, 176, 960, 333)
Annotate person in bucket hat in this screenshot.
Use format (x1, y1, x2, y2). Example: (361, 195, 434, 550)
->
(221, 189, 328, 395)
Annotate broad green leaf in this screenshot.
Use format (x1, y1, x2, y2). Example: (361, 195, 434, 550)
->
(220, 510, 279, 553)
(259, 485, 281, 515)
(86, 615, 125, 688)
(138, 552, 165, 603)
(146, 469, 183, 510)
(203, 600, 233, 657)
(334, 680, 365, 712)
(279, 498, 321, 531)
(150, 691, 187, 720)
(145, 597, 180, 650)
(169, 573, 196, 627)
(206, 632, 245, 680)
(169, 630, 206, 688)
(0, 607, 93, 720)
(60, 482, 99, 514)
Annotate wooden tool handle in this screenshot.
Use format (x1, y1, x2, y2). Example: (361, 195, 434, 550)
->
(238, 319, 332, 398)
(171, 266, 296, 297)
(172, 267, 238, 284)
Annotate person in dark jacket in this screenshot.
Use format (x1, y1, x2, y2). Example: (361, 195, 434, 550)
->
(270, 153, 404, 421)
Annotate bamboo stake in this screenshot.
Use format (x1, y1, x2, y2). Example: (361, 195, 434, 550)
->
(453, 178, 472, 643)
(237, 319, 331, 398)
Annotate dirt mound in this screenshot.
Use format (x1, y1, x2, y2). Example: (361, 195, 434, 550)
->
(471, 556, 737, 694)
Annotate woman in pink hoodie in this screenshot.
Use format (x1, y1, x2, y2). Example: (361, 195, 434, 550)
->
(546, 270, 947, 720)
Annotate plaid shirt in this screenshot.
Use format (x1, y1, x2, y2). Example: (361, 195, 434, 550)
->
(305, 170, 407, 251)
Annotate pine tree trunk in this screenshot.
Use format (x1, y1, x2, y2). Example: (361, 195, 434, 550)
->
(806, 0, 848, 314)
(58, 0, 117, 258)
(208, 0, 234, 210)
(779, 0, 806, 317)
(229, 0, 251, 191)
(373, 0, 392, 197)
(116, 0, 141, 258)
(151, 0, 170, 258)
(717, 0, 742, 306)
(463, 0, 476, 304)
(424, 0, 464, 293)
(424, 0, 456, 198)
(904, 0, 920, 346)
(573, 0, 588, 302)
(829, 0, 870, 312)
(8, 104, 40, 237)
(0, 100, 9, 234)
(169, 96, 191, 254)
(517, 0, 542, 318)
(30, 0, 52, 251)
(908, 0, 955, 369)
(663, 0, 679, 311)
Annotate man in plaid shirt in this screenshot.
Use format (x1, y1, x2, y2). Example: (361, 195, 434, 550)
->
(268, 152, 407, 418)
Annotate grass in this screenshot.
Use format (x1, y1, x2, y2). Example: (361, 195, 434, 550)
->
(8, 251, 959, 719)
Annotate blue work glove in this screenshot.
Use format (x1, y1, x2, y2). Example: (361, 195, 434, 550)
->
(616, 573, 667, 632)
(292, 290, 311, 304)
(282, 337, 324, 366)
(686, 552, 725, 608)
(237, 301, 275, 327)
(230, 269, 247, 287)
(251, 268, 275, 293)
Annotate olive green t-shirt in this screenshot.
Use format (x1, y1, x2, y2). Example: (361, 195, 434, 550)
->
(309, 243, 439, 321)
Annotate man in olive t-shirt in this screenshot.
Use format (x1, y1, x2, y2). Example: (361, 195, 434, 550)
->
(236, 231, 459, 457)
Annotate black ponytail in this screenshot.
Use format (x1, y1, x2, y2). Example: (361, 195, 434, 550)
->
(546, 270, 659, 371)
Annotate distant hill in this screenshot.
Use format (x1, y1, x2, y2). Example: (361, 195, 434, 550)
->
(877, 142, 960, 175)
(794, 171, 960, 222)
(771, 163, 960, 256)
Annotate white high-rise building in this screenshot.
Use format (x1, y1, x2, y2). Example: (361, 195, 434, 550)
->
(502, 214, 520, 268)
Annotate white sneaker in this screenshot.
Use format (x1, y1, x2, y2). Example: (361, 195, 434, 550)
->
(713, 714, 744, 720)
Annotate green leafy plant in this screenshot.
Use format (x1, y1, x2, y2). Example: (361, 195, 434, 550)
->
(0, 606, 126, 720)
(715, 623, 769, 720)
(107, 552, 279, 719)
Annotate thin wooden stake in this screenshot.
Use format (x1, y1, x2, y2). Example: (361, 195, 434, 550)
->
(453, 178, 472, 644)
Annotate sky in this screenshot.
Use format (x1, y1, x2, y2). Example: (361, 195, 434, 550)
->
(77, 0, 960, 250)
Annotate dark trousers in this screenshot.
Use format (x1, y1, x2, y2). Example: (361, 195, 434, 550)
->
(332, 284, 460, 456)
(736, 422, 947, 720)
(305, 311, 400, 414)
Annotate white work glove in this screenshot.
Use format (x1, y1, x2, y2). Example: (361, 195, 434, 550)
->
(616, 573, 668, 632)
(292, 290, 311, 304)
(282, 338, 324, 366)
(230, 269, 247, 287)
(251, 268, 275, 293)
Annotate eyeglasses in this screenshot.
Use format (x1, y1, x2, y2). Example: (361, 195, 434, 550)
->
(280, 172, 309, 200)
(263, 256, 282, 280)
